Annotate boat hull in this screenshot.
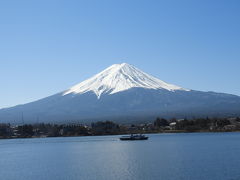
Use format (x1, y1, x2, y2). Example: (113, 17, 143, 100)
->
(120, 136, 148, 141)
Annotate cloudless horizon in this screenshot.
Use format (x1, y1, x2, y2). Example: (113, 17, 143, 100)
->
(0, 0, 240, 108)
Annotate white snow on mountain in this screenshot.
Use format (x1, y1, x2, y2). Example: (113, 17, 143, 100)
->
(63, 63, 189, 98)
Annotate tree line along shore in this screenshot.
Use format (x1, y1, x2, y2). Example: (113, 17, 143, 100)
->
(0, 117, 240, 139)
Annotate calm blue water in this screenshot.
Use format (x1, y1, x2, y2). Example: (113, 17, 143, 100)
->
(0, 133, 240, 180)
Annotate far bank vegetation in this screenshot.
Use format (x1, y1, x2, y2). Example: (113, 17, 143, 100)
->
(1, 117, 240, 139)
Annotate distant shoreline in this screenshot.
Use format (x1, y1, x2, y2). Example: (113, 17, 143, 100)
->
(1, 129, 240, 140)
(1, 117, 240, 139)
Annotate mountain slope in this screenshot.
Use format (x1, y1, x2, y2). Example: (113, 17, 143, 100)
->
(63, 63, 189, 98)
(0, 63, 240, 124)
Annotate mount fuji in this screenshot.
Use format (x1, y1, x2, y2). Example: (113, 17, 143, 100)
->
(63, 63, 189, 98)
(0, 63, 240, 124)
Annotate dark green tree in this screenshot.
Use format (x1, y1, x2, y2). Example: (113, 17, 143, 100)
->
(154, 118, 169, 127)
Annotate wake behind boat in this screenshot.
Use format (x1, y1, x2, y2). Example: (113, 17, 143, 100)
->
(120, 134, 148, 141)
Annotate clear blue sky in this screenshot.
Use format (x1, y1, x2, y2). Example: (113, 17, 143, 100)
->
(0, 0, 240, 108)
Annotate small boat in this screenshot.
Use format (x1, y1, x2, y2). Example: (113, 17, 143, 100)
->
(120, 134, 148, 141)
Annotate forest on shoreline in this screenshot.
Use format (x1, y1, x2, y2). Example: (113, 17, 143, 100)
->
(1, 117, 240, 139)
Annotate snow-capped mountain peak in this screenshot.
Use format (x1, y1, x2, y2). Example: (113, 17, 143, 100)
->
(63, 63, 189, 98)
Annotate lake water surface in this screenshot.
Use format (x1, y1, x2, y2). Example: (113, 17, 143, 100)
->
(0, 133, 240, 180)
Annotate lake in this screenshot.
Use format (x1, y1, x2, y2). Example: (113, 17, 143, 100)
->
(0, 133, 240, 180)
